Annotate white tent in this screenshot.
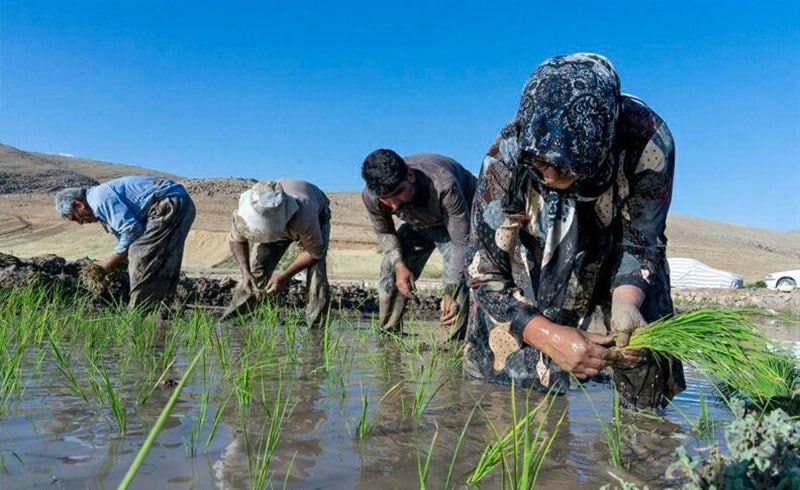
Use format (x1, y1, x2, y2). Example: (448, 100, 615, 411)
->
(667, 257, 744, 289)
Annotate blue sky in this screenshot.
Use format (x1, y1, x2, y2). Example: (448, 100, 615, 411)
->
(2, 1, 798, 230)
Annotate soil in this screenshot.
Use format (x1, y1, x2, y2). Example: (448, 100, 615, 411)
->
(3, 252, 798, 320)
(0, 252, 442, 317)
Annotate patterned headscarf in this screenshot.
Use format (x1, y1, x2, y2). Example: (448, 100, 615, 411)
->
(504, 53, 621, 212)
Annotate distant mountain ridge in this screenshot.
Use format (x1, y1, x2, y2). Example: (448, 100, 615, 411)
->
(0, 143, 180, 193)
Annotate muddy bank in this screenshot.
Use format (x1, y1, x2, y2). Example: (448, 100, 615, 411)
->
(673, 288, 800, 313)
(2, 253, 798, 317)
(0, 253, 441, 317)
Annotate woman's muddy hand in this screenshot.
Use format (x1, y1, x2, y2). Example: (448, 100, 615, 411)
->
(523, 317, 613, 379)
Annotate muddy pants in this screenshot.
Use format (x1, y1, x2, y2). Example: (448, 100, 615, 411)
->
(127, 194, 196, 310)
(378, 224, 469, 340)
(227, 223, 331, 328)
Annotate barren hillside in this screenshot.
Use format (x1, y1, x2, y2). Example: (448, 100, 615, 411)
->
(0, 143, 178, 193)
(1, 143, 796, 281)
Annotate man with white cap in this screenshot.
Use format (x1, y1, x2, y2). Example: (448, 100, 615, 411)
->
(223, 179, 331, 327)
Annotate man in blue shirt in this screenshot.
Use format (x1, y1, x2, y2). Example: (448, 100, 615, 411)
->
(54, 176, 195, 309)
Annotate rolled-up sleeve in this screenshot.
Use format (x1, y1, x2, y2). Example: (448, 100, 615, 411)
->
(468, 156, 539, 336)
(296, 219, 328, 260)
(612, 122, 675, 291)
(229, 214, 248, 243)
(440, 181, 471, 290)
(362, 189, 402, 266)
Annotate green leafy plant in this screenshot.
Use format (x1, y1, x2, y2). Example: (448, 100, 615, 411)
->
(666, 398, 800, 489)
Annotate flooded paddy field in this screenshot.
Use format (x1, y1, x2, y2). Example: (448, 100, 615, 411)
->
(0, 286, 797, 489)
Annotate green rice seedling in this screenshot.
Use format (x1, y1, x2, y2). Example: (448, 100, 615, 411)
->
(624, 309, 795, 403)
(84, 356, 108, 407)
(118, 348, 204, 490)
(97, 363, 126, 436)
(251, 378, 294, 490)
(467, 385, 565, 485)
(507, 387, 566, 489)
(321, 313, 335, 374)
(47, 331, 88, 402)
(417, 430, 438, 490)
(354, 381, 402, 439)
(211, 325, 231, 375)
(205, 392, 233, 452)
(135, 357, 176, 406)
(578, 383, 623, 468)
(444, 397, 482, 489)
(695, 393, 715, 439)
(186, 353, 209, 457)
(235, 357, 254, 408)
(405, 352, 445, 423)
(186, 388, 209, 457)
(281, 452, 297, 490)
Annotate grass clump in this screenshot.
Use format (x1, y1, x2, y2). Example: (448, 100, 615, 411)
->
(625, 309, 798, 406)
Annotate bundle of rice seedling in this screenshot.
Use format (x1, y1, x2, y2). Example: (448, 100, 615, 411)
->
(623, 309, 798, 404)
(78, 262, 112, 295)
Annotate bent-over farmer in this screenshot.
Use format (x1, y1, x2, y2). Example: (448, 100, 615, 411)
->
(223, 179, 331, 327)
(54, 176, 196, 309)
(465, 53, 685, 409)
(361, 150, 476, 340)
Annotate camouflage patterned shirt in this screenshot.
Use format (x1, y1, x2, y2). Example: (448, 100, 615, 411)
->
(466, 95, 675, 385)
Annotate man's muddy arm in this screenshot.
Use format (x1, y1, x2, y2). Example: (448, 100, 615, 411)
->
(281, 251, 317, 279)
(229, 240, 252, 276)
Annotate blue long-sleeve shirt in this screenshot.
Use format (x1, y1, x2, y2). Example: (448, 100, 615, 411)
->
(85, 176, 188, 254)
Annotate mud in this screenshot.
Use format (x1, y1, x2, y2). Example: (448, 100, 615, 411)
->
(0, 253, 443, 317)
(2, 252, 798, 318)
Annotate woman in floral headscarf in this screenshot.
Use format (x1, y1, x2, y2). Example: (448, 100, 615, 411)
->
(465, 53, 684, 409)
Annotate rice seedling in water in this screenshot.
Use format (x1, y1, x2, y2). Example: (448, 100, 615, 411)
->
(444, 397, 482, 489)
(354, 381, 402, 439)
(135, 357, 176, 406)
(624, 309, 796, 403)
(47, 331, 88, 402)
(578, 382, 623, 468)
(467, 384, 565, 486)
(205, 392, 233, 452)
(417, 430, 438, 490)
(118, 348, 204, 490)
(98, 363, 127, 436)
(251, 378, 294, 490)
(186, 353, 209, 457)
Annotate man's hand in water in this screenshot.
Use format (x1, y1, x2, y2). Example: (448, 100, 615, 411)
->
(242, 271, 260, 298)
(611, 285, 647, 348)
(440, 293, 459, 326)
(394, 261, 416, 298)
(265, 272, 289, 295)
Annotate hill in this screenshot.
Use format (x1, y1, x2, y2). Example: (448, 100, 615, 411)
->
(0, 143, 797, 282)
(0, 143, 179, 193)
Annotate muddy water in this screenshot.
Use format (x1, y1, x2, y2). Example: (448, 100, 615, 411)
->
(1, 318, 797, 490)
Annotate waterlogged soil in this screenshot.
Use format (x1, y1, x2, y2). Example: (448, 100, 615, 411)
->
(4, 315, 797, 490)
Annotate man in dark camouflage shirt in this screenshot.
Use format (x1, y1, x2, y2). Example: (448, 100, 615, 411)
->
(465, 53, 685, 409)
(362, 150, 476, 340)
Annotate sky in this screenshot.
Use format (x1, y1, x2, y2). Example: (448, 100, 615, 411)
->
(2, 1, 799, 230)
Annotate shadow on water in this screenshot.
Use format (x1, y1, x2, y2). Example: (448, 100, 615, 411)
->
(0, 309, 797, 489)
